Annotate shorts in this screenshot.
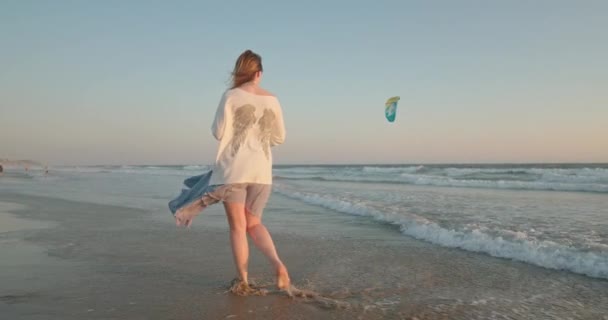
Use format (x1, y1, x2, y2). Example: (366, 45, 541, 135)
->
(205, 183, 272, 217)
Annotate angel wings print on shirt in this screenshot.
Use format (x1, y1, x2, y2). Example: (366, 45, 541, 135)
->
(230, 104, 277, 159)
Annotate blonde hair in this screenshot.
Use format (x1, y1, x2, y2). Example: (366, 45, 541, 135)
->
(231, 50, 263, 88)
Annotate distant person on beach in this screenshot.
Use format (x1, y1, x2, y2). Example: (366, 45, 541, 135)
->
(0, 164, 3, 175)
(174, 50, 290, 292)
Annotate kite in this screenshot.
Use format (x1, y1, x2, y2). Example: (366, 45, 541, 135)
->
(385, 96, 400, 122)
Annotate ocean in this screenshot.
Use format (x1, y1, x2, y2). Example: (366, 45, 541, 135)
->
(3, 163, 607, 281)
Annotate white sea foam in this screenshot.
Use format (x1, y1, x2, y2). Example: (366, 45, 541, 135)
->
(274, 186, 608, 280)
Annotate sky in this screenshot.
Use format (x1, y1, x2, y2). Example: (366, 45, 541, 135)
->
(1, 0, 607, 165)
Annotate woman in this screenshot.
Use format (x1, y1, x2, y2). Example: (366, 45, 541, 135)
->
(174, 50, 290, 292)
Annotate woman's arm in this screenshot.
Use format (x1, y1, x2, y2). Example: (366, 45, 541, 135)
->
(270, 102, 286, 146)
(211, 93, 231, 140)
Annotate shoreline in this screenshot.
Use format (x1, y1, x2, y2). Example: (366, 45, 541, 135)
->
(1, 192, 607, 319)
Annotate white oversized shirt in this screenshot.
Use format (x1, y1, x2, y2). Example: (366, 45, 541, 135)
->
(209, 88, 286, 185)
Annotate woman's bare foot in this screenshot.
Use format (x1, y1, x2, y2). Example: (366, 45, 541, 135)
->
(227, 278, 267, 296)
(276, 265, 291, 291)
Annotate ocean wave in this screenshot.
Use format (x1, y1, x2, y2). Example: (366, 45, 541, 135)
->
(52, 166, 107, 174)
(444, 167, 608, 184)
(362, 166, 424, 174)
(274, 174, 608, 193)
(274, 186, 608, 280)
(397, 174, 608, 193)
(52, 165, 206, 176)
(272, 166, 608, 193)
(182, 165, 210, 171)
(53, 165, 608, 193)
(274, 175, 326, 181)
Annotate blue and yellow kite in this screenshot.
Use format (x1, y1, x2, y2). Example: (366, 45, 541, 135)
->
(384, 96, 400, 122)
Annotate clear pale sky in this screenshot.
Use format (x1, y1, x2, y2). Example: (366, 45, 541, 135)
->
(1, 1, 607, 165)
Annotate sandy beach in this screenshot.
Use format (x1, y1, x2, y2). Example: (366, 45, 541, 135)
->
(1, 168, 608, 319)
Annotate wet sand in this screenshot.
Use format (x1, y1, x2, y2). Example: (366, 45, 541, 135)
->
(1, 192, 608, 319)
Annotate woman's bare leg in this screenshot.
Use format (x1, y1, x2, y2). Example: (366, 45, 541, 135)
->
(245, 211, 291, 289)
(224, 202, 249, 283)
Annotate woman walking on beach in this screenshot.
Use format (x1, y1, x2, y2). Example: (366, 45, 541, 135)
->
(174, 50, 290, 292)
